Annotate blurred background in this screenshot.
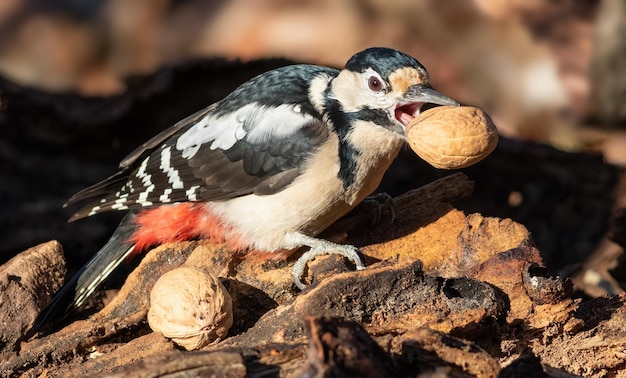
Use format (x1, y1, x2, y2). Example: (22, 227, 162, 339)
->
(0, 0, 625, 296)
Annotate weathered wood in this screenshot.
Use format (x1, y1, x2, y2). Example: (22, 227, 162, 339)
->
(1, 173, 625, 377)
(0, 241, 65, 354)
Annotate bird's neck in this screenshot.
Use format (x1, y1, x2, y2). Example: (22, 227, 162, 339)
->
(341, 119, 405, 205)
(320, 86, 404, 204)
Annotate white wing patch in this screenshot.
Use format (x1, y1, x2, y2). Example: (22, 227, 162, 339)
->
(245, 104, 314, 144)
(175, 103, 314, 159)
(186, 185, 200, 201)
(135, 156, 155, 207)
(159, 146, 184, 189)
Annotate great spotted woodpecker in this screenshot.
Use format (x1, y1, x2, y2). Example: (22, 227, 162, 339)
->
(39, 47, 458, 326)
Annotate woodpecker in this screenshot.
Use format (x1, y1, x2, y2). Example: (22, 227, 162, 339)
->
(38, 47, 458, 327)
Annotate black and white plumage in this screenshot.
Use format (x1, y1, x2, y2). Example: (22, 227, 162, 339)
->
(68, 65, 337, 218)
(37, 47, 458, 330)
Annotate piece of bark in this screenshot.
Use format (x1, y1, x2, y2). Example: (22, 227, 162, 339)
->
(522, 264, 573, 305)
(101, 350, 246, 378)
(349, 178, 568, 328)
(529, 294, 626, 377)
(50, 333, 177, 378)
(499, 352, 551, 378)
(0, 240, 65, 353)
(291, 317, 397, 378)
(390, 328, 501, 378)
(214, 259, 507, 351)
(347, 175, 542, 281)
(454, 214, 537, 273)
(469, 247, 547, 323)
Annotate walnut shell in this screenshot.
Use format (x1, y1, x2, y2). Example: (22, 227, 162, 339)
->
(407, 106, 498, 169)
(148, 266, 233, 350)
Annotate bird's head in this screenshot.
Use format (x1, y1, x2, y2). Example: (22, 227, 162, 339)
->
(329, 47, 458, 135)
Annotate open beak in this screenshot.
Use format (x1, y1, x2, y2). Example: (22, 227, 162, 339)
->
(393, 85, 459, 127)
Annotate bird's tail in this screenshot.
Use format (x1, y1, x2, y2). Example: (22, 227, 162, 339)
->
(31, 212, 138, 335)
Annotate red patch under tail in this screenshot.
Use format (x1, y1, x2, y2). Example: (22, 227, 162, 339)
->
(130, 203, 246, 252)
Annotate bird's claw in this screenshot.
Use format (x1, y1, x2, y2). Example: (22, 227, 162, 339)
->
(292, 243, 364, 290)
(361, 192, 397, 226)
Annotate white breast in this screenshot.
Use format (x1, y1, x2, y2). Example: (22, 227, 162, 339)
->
(207, 123, 405, 253)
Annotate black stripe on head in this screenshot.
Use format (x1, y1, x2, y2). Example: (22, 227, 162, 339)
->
(351, 107, 395, 130)
(344, 47, 426, 79)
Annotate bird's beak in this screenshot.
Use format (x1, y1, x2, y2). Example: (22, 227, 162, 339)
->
(393, 85, 459, 127)
(405, 85, 459, 106)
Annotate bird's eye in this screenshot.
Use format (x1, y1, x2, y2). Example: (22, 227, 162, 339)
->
(368, 76, 383, 92)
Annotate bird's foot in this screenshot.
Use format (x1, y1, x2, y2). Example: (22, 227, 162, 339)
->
(292, 239, 365, 290)
(360, 192, 397, 226)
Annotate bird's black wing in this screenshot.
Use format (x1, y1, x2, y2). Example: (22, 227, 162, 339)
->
(65, 105, 218, 207)
(67, 65, 337, 221)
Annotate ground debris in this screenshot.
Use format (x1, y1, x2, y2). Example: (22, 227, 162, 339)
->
(1, 173, 624, 377)
(0, 241, 65, 354)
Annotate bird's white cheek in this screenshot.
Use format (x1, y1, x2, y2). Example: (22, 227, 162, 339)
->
(330, 71, 369, 112)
